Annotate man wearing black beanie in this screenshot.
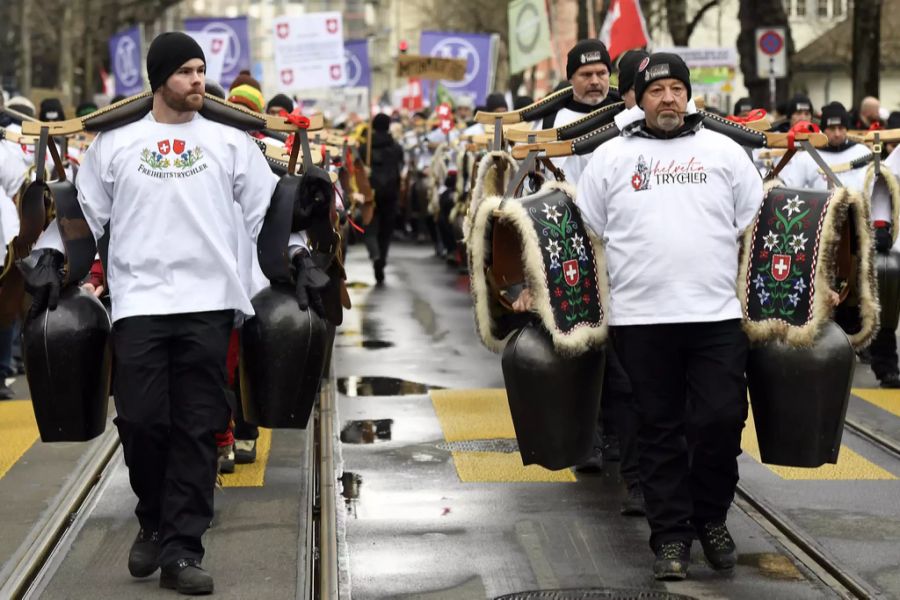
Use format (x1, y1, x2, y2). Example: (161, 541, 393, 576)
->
(773, 93, 814, 132)
(266, 93, 294, 116)
(539, 39, 620, 131)
(575, 51, 763, 580)
(21, 30, 329, 595)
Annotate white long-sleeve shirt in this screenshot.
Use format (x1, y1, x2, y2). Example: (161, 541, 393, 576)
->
(779, 142, 871, 192)
(38, 112, 280, 322)
(576, 124, 763, 325)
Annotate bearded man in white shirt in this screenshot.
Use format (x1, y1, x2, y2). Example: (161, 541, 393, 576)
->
(576, 53, 763, 581)
(20, 32, 325, 595)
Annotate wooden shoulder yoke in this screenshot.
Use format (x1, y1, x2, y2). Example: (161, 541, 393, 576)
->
(23, 93, 324, 136)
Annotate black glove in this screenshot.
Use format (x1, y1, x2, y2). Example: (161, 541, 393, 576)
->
(875, 226, 893, 254)
(17, 248, 65, 319)
(290, 248, 330, 317)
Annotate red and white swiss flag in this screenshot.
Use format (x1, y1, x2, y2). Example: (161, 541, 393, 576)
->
(599, 0, 652, 61)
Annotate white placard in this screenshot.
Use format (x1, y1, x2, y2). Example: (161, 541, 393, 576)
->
(272, 12, 346, 91)
(188, 32, 230, 85)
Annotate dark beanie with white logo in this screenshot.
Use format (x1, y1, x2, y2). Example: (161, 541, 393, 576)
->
(634, 52, 692, 107)
(566, 40, 612, 79)
(820, 101, 850, 129)
(147, 32, 206, 92)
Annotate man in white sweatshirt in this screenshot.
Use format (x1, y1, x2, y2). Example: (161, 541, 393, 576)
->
(576, 53, 763, 581)
(780, 101, 871, 193)
(21, 32, 322, 595)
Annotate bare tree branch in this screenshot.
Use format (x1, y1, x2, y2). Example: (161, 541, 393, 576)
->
(686, 0, 720, 42)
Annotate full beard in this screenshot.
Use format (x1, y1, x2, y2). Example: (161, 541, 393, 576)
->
(162, 86, 204, 112)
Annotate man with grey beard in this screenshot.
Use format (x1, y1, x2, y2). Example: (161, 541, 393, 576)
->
(538, 39, 620, 131)
(575, 52, 763, 581)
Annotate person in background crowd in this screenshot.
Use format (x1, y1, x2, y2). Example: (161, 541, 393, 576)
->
(851, 96, 885, 130)
(484, 93, 508, 113)
(773, 94, 813, 132)
(266, 93, 294, 116)
(39, 98, 65, 122)
(366, 113, 404, 284)
(732, 97, 753, 118)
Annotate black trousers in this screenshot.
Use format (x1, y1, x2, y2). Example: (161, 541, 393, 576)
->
(834, 304, 899, 379)
(112, 310, 233, 566)
(612, 319, 748, 550)
(870, 326, 899, 379)
(598, 344, 640, 485)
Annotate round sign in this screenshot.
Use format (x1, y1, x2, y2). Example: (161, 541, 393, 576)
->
(515, 3, 542, 54)
(758, 30, 784, 56)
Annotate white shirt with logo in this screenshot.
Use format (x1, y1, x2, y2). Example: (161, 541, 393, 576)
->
(779, 142, 871, 193)
(562, 101, 699, 185)
(576, 127, 763, 325)
(39, 112, 280, 322)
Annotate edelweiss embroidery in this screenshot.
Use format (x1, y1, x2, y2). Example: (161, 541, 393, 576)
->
(139, 139, 208, 177)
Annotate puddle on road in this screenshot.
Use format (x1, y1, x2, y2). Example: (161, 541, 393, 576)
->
(337, 376, 443, 396)
(340, 419, 394, 444)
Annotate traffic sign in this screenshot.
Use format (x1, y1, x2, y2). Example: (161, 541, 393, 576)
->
(755, 27, 786, 79)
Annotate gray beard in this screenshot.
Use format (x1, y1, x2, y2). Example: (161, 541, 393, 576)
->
(573, 92, 605, 106)
(656, 113, 681, 132)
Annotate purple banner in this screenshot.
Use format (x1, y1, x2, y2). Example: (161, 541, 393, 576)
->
(419, 31, 494, 105)
(184, 16, 251, 89)
(108, 26, 144, 96)
(343, 39, 371, 88)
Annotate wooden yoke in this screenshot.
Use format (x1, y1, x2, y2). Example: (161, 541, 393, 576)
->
(473, 86, 576, 125)
(22, 92, 325, 137)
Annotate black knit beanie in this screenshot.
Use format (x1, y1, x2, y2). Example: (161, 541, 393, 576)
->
(485, 93, 508, 112)
(40, 98, 65, 121)
(634, 52, 692, 107)
(787, 94, 814, 117)
(616, 49, 650, 94)
(147, 32, 205, 92)
(733, 97, 753, 116)
(267, 93, 294, 114)
(820, 102, 850, 129)
(566, 40, 612, 79)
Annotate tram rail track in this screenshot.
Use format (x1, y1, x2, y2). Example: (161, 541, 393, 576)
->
(0, 428, 121, 599)
(0, 377, 340, 600)
(735, 413, 900, 600)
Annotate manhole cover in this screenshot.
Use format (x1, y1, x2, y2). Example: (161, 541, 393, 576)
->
(495, 590, 696, 600)
(436, 439, 520, 453)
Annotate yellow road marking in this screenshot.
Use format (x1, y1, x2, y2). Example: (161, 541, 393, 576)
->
(741, 412, 896, 480)
(431, 389, 516, 441)
(0, 400, 39, 480)
(220, 428, 272, 487)
(852, 388, 900, 418)
(431, 389, 575, 483)
(452, 452, 575, 483)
